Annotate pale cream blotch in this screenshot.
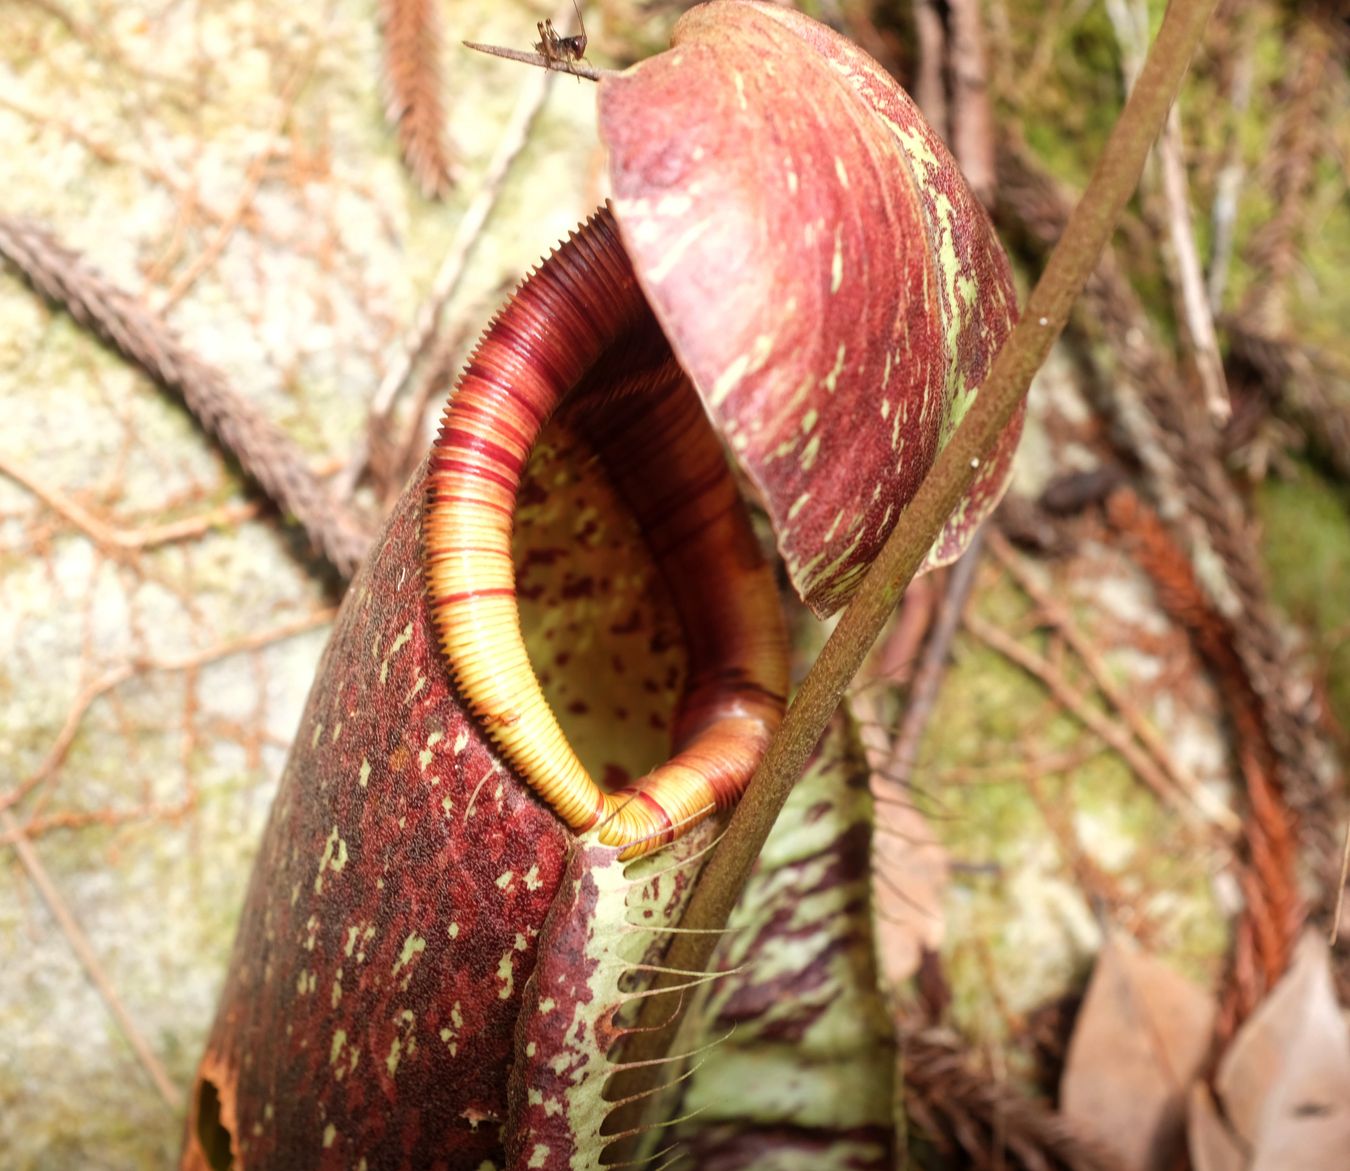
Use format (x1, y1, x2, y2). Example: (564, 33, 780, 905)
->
(379, 620, 414, 685)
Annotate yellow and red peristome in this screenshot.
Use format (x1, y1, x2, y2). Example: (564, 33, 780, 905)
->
(424, 207, 789, 859)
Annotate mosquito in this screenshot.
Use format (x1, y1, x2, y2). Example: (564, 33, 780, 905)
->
(535, 1, 588, 74)
(463, 2, 604, 82)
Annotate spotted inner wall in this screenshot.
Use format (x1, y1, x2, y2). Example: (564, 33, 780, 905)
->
(513, 419, 687, 790)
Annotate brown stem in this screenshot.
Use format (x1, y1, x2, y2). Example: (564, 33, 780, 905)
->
(610, 0, 1221, 1134)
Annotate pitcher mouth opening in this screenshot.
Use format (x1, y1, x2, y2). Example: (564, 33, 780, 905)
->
(423, 205, 788, 858)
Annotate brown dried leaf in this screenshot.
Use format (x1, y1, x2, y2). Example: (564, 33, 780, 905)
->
(872, 792, 949, 989)
(1060, 934, 1215, 1171)
(1186, 1084, 1248, 1171)
(1212, 931, 1350, 1170)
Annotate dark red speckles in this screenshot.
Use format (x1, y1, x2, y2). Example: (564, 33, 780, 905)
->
(559, 574, 596, 601)
(609, 609, 642, 636)
(803, 800, 832, 825)
(516, 476, 549, 508)
(680, 1125, 892, 1171)
(649, 628, 678, 654)
(518, 546, 566, 570)
(600, 763, 631, 791)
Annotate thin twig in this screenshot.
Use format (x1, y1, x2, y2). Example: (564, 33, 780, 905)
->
(886, 530, 987, 791)
(909, 0, 995, 208)
(1109, 0, 1228, 421)
(1, 805, 182, 1109)
(0, 667, 133, 815)
(1206, 9, 1256, 314)
(461, 41, 614, 83)
(997, 142, 1324, 816)
(1332, 819, 1350, 947)
(1022, 766, 1159, 941)
(948, 0, 997, 208)
(963, 610, 1206, 823)
(0, 611, 333, 1116)
(1104, 0, 1148, 86)
(388, 316, 476, 498)
(911, 0, 949, 135)
(1158, 107, 1230, 422)
(985, 529, 1236, 830)
(155, 62, 310, 312)
(0, 85, 386, 264)
(0, 451, 262, 553)
(0, 215, 372, 578)
(0, 608, 335, 813)
(1, 794, 197, 846)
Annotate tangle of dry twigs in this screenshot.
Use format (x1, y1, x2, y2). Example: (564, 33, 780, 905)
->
(1235, 13, 1335, 333)
(0, 214, 373, 578)
(996, 139, 1328, 827)
(1226, 322, 1350, 486)
(902, 1029, 1130, 1171)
